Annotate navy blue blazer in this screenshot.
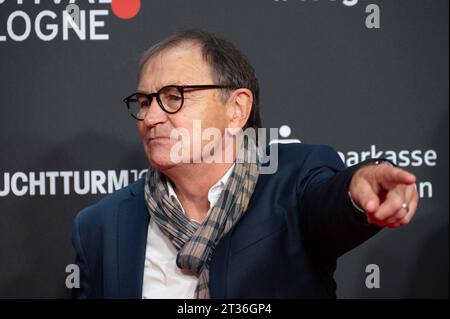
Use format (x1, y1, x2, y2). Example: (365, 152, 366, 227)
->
(72, 143, 381, 298)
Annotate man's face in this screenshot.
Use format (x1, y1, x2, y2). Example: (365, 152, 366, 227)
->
(137, 43, 231, 171)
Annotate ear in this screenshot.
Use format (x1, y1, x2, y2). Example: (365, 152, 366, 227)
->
(226, 88, 253, 135)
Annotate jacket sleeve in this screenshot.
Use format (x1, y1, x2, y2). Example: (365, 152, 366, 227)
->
(297, 145, 383, 260)
(71, 212, 93, 299)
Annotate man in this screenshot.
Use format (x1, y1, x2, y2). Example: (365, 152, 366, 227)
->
(72, 30, 419, 298)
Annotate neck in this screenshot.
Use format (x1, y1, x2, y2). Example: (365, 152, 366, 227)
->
(162, 162, 233, 222)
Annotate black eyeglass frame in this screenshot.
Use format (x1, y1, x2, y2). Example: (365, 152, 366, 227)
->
(123, 84, 235, 120)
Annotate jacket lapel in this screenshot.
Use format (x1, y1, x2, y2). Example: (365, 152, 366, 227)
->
(209, 230, 232, 298)
(117, 180, 149, 298)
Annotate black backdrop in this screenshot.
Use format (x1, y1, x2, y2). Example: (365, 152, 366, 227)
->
(0, 0, 448, 298)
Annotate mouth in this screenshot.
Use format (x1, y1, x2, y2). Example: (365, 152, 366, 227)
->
(149, 136, 170, 140)
(148, 136, 171, 144)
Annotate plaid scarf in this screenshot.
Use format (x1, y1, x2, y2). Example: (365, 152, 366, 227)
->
(144, 140, 260, 298)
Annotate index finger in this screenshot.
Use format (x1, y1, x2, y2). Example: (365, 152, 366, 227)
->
(379, 165, 416, 186)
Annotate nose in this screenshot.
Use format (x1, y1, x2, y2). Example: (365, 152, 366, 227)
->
(142, 96, 168, 127)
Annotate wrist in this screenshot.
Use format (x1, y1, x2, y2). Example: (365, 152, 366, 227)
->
(348, 190, 366, 214)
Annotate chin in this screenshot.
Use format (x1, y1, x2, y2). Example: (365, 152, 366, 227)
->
(147, 151, 177, 171)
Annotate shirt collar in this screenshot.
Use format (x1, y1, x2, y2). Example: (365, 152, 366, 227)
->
(166, 164, 235, 216)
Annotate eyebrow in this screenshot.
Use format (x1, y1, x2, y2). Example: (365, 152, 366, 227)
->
(136, 81, 184, 94)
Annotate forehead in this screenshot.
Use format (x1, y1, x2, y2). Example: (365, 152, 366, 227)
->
(138, 43, 213, 92)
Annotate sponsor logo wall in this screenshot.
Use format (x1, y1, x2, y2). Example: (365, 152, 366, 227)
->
(0, 0, 448, 298)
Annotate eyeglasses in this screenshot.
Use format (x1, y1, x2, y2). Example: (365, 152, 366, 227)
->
(123, 84, 234, 120)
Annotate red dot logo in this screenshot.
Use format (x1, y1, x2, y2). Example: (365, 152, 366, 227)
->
(111, 0, 141, 20)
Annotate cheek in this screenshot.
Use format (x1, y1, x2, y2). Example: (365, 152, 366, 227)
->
(199, 101, 227, 129)
(205, 108, 228, 133)
(170, 108, 201, 134)
(171, 97, 228, 135)
(137, 122, 146, 138)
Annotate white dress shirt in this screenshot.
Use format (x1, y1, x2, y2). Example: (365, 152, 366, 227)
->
(142, 165, 235, 299)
